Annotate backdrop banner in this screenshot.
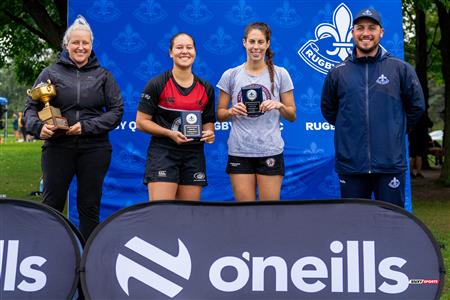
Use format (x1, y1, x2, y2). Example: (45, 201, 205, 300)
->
(81, 200, 444, 299)
(0, 199, 82, 299)
(67, 0, 412, 225)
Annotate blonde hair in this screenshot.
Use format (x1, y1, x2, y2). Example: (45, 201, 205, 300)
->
(62, 15, 94, 48)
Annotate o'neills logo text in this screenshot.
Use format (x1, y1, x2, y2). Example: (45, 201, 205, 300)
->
(298, 3, 353, 74)
(115, 236, 191, 298)
(209, 240, 410, 294)
(0, 240, 47, 292)
(113, 237, 435, 297)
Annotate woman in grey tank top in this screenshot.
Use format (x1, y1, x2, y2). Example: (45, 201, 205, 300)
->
(216, 22, 296, 201)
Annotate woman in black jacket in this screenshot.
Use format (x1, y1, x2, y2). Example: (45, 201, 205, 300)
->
(24, 15, 124, 240)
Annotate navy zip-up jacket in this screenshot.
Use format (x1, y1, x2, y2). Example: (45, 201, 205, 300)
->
(24, 50, 123, 147)
(321, 47, 425, 174)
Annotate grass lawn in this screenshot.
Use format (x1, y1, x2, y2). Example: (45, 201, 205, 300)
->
(0, 141, 449, 298)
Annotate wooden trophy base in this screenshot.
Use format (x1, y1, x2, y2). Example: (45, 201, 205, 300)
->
(38, 106, 69, 137)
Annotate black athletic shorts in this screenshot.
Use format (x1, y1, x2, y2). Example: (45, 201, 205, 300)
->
(144, 143, 207, 186)
(226, 153, 285, 176)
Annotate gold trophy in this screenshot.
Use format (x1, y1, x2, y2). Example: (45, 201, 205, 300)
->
(27, 79, 69, 131)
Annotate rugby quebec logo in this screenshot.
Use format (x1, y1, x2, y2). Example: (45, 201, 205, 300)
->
(298, 3, 354, 74)
(115, 236, 192, 298)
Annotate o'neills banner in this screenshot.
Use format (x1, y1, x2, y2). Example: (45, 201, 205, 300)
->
(81, 200, 444, 299)
(0, 199, 82, 299)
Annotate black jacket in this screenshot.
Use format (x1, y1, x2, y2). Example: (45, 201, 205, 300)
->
(24, 50, 123, 147)
(321, 47, 425, 174)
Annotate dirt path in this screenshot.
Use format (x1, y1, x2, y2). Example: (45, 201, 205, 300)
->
(411, 168, 450, 201)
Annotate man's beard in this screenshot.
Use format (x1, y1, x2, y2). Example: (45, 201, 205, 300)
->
(355, 43, 379, 55)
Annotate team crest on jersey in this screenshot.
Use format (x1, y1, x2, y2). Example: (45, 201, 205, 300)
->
(298, 3, 354, 74)
(265, 158, 276, 167)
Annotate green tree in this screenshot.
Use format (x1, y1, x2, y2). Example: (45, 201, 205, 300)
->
(435, 0, 450, 184)
(0, 0, 66, 85)
(0, 67, 29, 113)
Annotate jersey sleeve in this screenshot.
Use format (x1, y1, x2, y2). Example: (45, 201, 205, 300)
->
(202, 80, 216, 124)
(278, 67, 294, 94)
(216, 68, 232, 94)
(137, 72, 166, 116)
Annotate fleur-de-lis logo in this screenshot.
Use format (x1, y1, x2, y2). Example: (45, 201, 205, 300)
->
(300, 87, 320, 113)
(193, 56, 213, 80)
(226, 0, 258, 25)
(298, 3, 353, 74)
(180, 0, 214, 25)
(87, 0, 121, 22)
(122, 84, 141, 112)
(134, 54, 163, 81)
(134, 0, 168, 24)
(158, 26, 179, 52)
(98, 53, 122, 78)
(204, 27, 237, 55)
(112, 25, 145, 54)
(270, 1, 301, 28)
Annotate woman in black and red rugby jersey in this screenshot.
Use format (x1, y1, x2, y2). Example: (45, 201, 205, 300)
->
(136, 33, 216, 201)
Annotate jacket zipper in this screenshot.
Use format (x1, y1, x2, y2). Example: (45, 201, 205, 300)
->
(365, 62, 371, 173)
(76, 70, 80, 122)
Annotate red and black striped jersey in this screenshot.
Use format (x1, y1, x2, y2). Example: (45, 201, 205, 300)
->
(138, 70, 215, 148)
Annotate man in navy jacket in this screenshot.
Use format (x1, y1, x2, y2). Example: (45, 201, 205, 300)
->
(321, 7, 425, 208)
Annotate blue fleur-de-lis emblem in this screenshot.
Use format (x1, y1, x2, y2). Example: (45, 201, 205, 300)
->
(300, 87, 320, 113)
(134, 54, 163, 81)
(226, 0, 258, 25)
(179, 0, 214, 25)
(298, 3, 353, 74)
(98, 53, 122, 78)
(122, 84, 141, 112)
(134, 0, 168, 24)
(385, 33, 403, 57)
(270, 1, 301, 28)
(208, 142, 228, 169)
(193, 56, 213, 80)
(116, 142, 145, 171)
(282, 57, 304, 85)
(318, 174, 340, 196)
(112, 25, 146, 54)
(158, 26, 179, 52)
(87, 0, 121, 22)
(204, 27, 238, 55)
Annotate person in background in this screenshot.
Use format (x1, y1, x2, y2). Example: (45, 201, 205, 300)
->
(216, 22, 296, 201)
(24, 15, 123, 240)
(13, 112, 23, 142)
(136, 32, 215, 201)
(321, 7, 425, 208)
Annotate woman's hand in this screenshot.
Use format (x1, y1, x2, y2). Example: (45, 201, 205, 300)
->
(169, 130, 193, 145)
(67, 122, 82, 135)
(229, 102, 247, 116)
(40, 124, 56, 139)
(201, 129, 215, 144)
(260, 99, 283, 113)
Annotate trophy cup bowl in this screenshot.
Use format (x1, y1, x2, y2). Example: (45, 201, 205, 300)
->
(27, 79, 69, 133)
(27, 79, 57, 106)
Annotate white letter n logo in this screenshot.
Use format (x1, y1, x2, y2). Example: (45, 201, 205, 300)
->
(115, 236, 192, 298)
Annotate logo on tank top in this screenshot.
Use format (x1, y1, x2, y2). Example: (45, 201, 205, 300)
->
(388, 177, 400, 189)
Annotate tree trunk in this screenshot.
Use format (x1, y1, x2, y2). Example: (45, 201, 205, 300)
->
(413, 4, 432, 169)
(435, 0, 450, 185)
(22, 0, 66, 49)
